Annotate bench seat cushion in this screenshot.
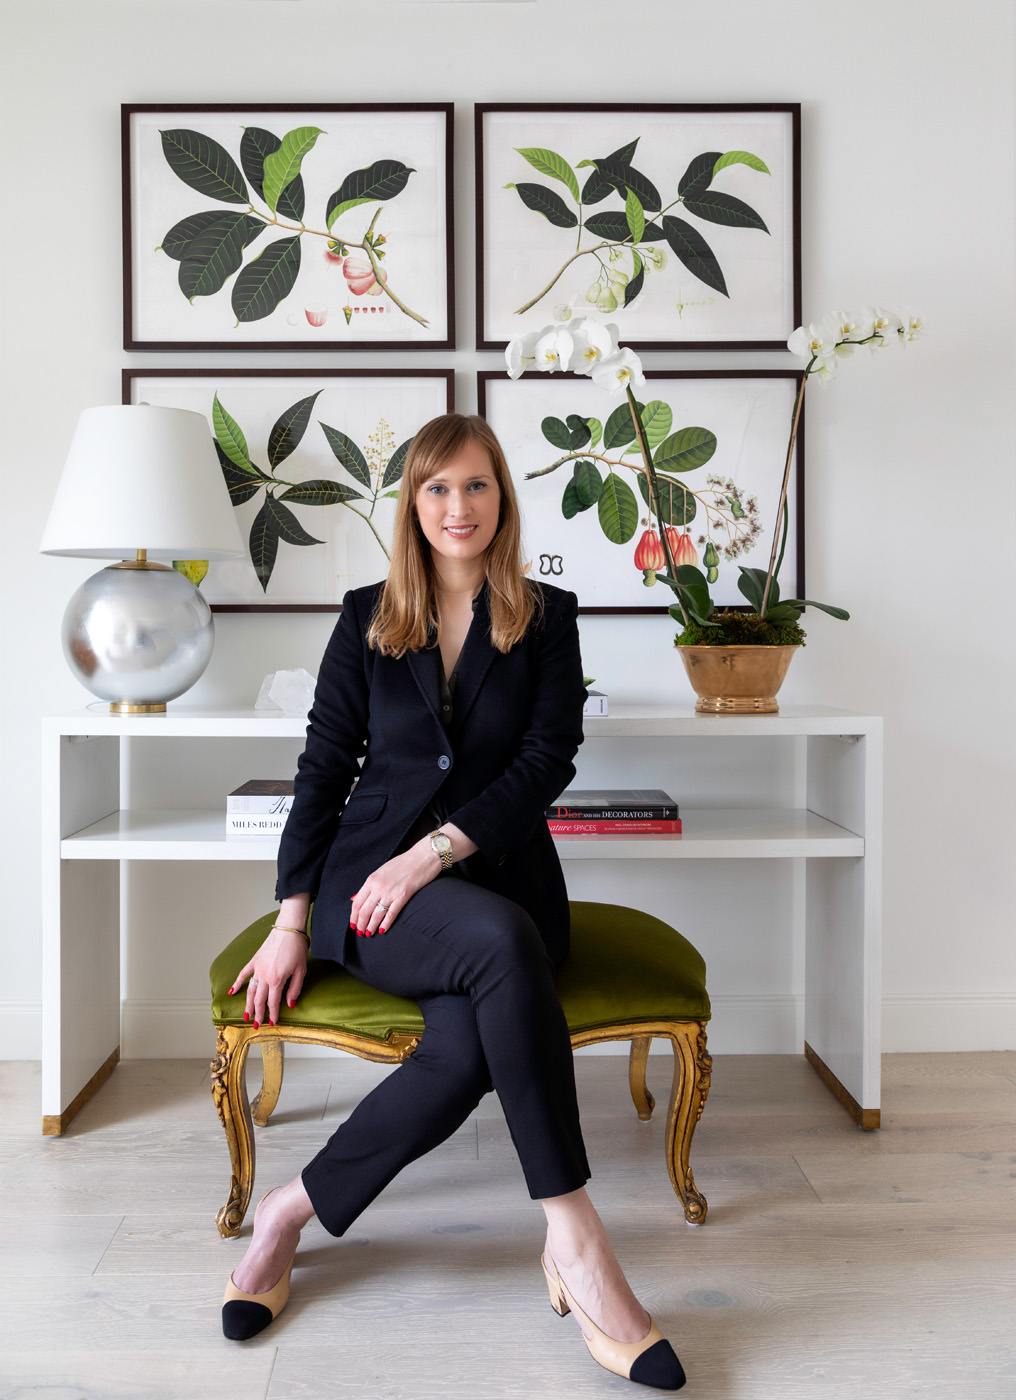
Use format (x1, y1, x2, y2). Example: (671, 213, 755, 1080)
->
(210, 900, 709, 1045)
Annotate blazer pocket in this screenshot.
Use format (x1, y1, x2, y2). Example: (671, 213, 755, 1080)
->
(340, 788, 388, 823)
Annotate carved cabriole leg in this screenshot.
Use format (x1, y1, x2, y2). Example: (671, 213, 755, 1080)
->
(251, 1038, 285, 1127)
(665, 1023, 712, 1226)
(210, 1025, 257, 1239)
(627, 1035, 656, 1121)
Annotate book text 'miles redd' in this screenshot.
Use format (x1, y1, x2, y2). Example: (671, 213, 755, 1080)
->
(545, 789, 681, 836)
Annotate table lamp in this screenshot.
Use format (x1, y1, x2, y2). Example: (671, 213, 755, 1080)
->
(40, 404, 245, 714)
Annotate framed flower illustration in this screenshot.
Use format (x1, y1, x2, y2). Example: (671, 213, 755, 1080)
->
(123, 104, 454, 350)
(476, 104, 800, 351)
(124, 368, 453, 609)
(478, 369, 804, 614)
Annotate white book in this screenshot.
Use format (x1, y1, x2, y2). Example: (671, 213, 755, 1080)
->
(226, 814, 289, 836)
(227, 780, 295, 816)
(582, 691, 608, 717)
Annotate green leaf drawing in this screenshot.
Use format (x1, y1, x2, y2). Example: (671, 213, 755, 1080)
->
(583, 211, 635, 242)
(591, 158, 662, 214)
(541, 416, 572, 450)
(572, 459, 603, 507)
(603, 402, 637, 451)
(268, 392, 322, 471)
(639, 400, 673, 450)
(597, 473, 639, 544)
(249, 501, 280, 591)
(326, 159, 415, 228)
(160, 129, 248, 204)
(160, 210, 236, 261)
(508, 182, 578, 228)
(265, 495, 324, 547)
(382, 438, 412, 490)
(625, 188, 645, 245)
(262, 126, 323, 215)
(637, 470, 696, 528)
(585, 417, 603, 450)
(215, 441, 265, 506)
(176, 213, 265, 300)
(682, 190, 769, 232)
(230, 235, 301, 322)
(212, 393, 253, 470)
(678, 151, 721, 202)
(276, 479, 364, 506)
(714, 150, 771, 177)
(579, 140, 639, 204)
(660, 216, 728, 297)
(240, 127, 305, 220)
(624, 251, 645, 307)
(319, 423, 371, 490)
(515, 147, 580, 203)
(565, 414, 592, 450)
(562, 478, 590, 519)
(653, 426, 718, 474)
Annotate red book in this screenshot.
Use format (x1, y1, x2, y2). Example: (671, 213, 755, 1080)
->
(548, 819, 682, 835)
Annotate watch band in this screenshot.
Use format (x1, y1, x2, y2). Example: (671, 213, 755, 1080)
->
(429, 829, 453, 871)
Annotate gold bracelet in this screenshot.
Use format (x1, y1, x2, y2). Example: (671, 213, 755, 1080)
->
(273, 924, 310, 943)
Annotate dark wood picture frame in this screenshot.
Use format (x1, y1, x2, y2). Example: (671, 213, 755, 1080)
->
(123, 103, 455, 352)
(478, 368, 805, 615)
(124, 367, 454, 611)
(475, 103, 801, 352)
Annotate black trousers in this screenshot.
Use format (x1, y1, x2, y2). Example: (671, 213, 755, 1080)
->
(301, 876, 590, 1236)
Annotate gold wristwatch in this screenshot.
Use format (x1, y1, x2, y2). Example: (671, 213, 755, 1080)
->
(429, 829, 453, 871)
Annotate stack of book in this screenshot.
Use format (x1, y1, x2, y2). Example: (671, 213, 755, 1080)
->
(546, 789, 681, 835)
(226, 779, 295, 835)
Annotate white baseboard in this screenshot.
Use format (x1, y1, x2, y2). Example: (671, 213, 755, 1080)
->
(0, 1002, 40, 1059)
(3, 994, 1012, 1062)
(882, 995, 1016, 1052)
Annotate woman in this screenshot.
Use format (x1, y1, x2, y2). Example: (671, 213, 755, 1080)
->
(223, 414, 685, 1391)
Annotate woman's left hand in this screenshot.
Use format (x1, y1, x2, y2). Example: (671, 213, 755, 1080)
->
(350, 823, 475, 936)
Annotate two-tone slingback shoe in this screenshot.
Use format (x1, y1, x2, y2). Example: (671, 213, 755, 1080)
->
(541, 1252, 686, 1391)
(222, 1191, 297, 1341)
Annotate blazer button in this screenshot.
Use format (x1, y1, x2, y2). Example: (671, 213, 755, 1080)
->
(438, 754, 451, 770)
(497, 855, 507, 866)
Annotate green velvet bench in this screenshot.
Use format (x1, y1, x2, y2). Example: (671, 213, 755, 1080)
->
(210, 900, 711, 1238)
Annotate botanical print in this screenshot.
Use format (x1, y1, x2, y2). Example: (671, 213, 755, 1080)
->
(479, 371, 801, 612)
(124, 371, 451, 606)
(478, 107, 798, 348)
(125, 107, 451, 347)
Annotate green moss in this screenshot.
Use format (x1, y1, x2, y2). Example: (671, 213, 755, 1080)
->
(676, 611, 806, 648)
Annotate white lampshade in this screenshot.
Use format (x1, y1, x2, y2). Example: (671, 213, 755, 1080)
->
(40, 404, 245, 560)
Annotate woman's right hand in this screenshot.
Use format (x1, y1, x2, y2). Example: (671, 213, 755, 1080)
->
(230, 927, 308, 1028)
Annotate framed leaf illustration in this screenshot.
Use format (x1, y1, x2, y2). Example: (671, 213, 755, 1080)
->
(123, 104, 453, 350)
(476, 104, 800, 351)
(123, 368, 453, 608)
(478, 369, 804, 614)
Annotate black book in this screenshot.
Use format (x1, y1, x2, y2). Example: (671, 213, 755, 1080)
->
(547, 788, 679, 821)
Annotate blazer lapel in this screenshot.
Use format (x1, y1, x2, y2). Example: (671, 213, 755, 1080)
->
(449, 585, 497, 734)
(405, 642, 444, 728)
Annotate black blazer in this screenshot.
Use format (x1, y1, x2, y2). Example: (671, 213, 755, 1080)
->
(276, 580, 586, 967)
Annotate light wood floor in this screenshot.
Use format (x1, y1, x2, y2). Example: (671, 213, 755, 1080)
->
(2, 1050, 1014, 1399)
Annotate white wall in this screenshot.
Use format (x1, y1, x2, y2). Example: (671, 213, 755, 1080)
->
(3, 0, 1014, 1059)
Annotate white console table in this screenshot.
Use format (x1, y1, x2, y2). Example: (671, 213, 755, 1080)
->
(41, 704, 882, 1134)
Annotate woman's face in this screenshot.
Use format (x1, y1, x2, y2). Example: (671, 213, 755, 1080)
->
(414, 438, 502, 566)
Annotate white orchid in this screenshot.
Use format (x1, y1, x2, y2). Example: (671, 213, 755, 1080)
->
(567, 315, 617, 373)
(863, 307, 902, 351)
(897, 309, 925, 343)
(504, 329, 540, 379)
(533, 325, 574, 373)
(591, 346, 646, 392)
(787, 321, 840, 377)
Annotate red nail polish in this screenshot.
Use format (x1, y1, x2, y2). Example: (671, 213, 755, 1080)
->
(244, 1012, 250, 1023)
(270, 1018, 276, 1027)
(253, 1020, 260, 1029)
(350, 922, 357, 931)
(228, 986, 235, 996)
(379, 927, 387, 935)
(288, 1000, 295, 1009)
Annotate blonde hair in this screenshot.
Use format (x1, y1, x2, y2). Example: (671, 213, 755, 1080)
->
(367, 414, 540, 656)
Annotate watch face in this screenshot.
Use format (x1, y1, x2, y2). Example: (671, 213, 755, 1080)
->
(431, 832, 452, 853)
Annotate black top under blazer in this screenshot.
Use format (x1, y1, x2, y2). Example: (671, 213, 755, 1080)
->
(275, 579, 586, 967)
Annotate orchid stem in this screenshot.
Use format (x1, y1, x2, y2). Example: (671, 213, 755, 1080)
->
(760, 370, 807, 616)
(626, 387, 689, 626)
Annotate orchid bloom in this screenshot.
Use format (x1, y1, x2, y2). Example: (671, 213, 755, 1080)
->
(787, 321, 839, 378)
(591, 347, 646, 392)
(533, 325, 574, 372)
(567, 315, 617, 373)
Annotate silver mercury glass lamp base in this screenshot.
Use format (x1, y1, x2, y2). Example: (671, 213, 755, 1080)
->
(61, 557, 214, 714)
